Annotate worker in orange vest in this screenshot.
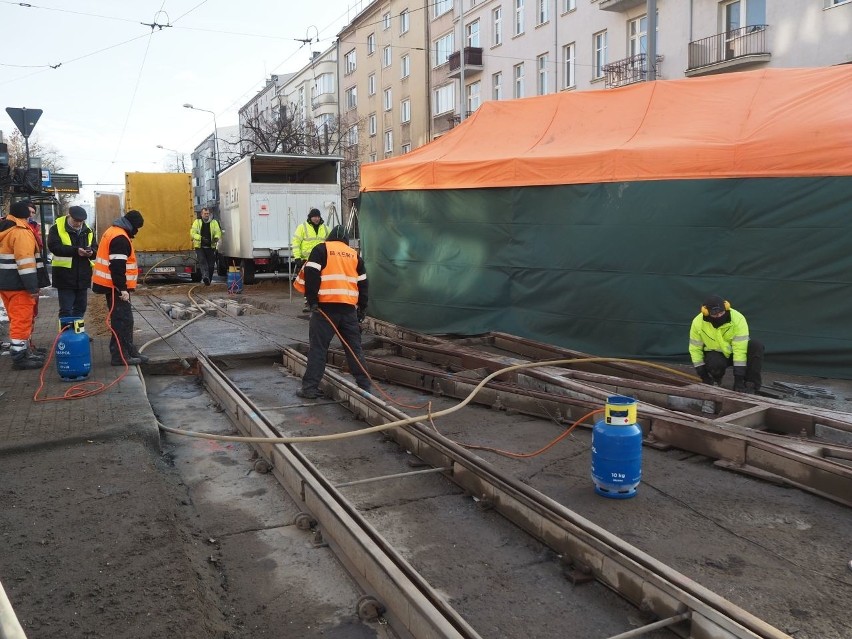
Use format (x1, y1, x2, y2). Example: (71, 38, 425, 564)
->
(293, 225, 371, 398)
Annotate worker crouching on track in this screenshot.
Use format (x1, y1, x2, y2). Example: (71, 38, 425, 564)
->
(92, 210, 149, 366)
(689, 295, 764, 393)
(293, 225, 372, 399)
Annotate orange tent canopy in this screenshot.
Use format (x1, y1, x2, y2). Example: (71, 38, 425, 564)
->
(360, 66, 852, 192)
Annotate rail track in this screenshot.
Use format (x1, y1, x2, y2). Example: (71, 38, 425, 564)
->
(142, 289, 852, 638)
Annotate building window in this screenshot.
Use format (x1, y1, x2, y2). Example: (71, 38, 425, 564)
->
(434, 32, 455, 67)
(367, 33, 376, 55)
(346, 125, 358, 147)
(315, 112, 333, 134)
(628, 15, 647, 56)
(562, 42, 575, 88)
(369, 153, 377, 163)
(400, 8, 410, 34)
(368, 73, 376, 95)
(401, 143, 411, 154)
(433, 83, 455, 115)
(493, 7, 502, 46)
(593, 30, 607, 80)
(368, 113, 377, 136)
(493, 71, 502, 100)
(383, 87, 393, 111)
(383, 12, 391, 29)
(514, 0, 525, 36)
(723, 0, 766, 30)
(467, 81, 481, 113)
(314, 73, 334, 95)
(537, 0, 548, 24)
(384, 130, 393, 153)
(434, 0, 452, 17)
(513, 63, 525, 98)
(345, 85, 357, 109)
(344, 49, 356, 74)
(466, 20, 480, 47)
(537, 54, 548, 95)
(401, 54, 410, 79)
(563, 0, 576, 12)
(382, 45, 392, 68)
(401, 98, 411, 123)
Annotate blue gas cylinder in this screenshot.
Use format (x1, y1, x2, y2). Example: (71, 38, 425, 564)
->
(56, 316, 91, 381)
(227, 267, 243, 294)
(591, 395, 643, 499)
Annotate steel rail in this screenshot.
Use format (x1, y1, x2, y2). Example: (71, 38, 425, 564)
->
(281, 347, 792, 639)
(196, 354, 482, 639)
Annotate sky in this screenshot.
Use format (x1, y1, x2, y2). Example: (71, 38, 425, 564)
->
(0, 0, 367, 207)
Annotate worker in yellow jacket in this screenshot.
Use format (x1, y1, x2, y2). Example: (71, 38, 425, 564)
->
(190, 207, 222, 286)
(688, 295, 763, 393)
(291, 207, 328, 310)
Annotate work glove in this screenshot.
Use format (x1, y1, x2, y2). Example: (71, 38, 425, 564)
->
(357, 307, 366, 323)
(695, 364, 713, 385)
(733, 375, 747, 392)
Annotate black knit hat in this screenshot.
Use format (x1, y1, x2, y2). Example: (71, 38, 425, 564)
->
(308, 208, 321, 220)
(703, 295, 726, 315)
(68, 206, 87, 221)
(9, 200, 32, 219)
(327, 224, 349, 242)
(124, 209, 144, 230)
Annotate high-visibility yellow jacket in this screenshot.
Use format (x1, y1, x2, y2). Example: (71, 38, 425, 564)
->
(190, 218, 222, 249)
(688, 308, 750, 368)
(291, 221, 328, 261)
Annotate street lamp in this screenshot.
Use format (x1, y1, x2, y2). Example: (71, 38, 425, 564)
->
(182, 103, 219, 173)
(156, 144, 186, 172)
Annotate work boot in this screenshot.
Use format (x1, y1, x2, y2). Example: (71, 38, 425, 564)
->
(203, 277, 210, 286)
(11, 350, 44, 370)
(130, 351, 150, 364)
(296, 388, 323, 399)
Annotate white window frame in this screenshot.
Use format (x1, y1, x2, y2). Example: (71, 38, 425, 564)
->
(383, 11, 391, 30)
(629, 15, 647, 56)
(513, 63, 525, 98)
(514, 0, 525, 36)
(492, 72, 502, 100)
(382, 45, 392, 68)
(537, 53, 548, 95)
(369, 152, 377, 163)
(593, 30, 607, 80)
(368, 113, 377, 136)
(346, 124, 358, 147)
(344, 49, 356, 74)
(401, 54, 410, 79)
(401, 98, 411, 123)
(466, 80, 481, 113)
(384, 130, 393, 153)
(400, 8, 410, 34)
(367, 33, 376, 55)
(466, 20, 480, 48)
(562, 42, 575, 89)
(493, 7, 502, 46)
(368, 73, 376, 96)
(344, 85, 357, 109)
(434, 0, 452, 18)
(563, 0, 576, 13)
(401, 143, 411, 154)
(433, 83, 455, 115)
(537, 0, 548, 25)
(433, 32, 455, 68)
(383, 87, 393, 111)
(314, 73, 334, 96)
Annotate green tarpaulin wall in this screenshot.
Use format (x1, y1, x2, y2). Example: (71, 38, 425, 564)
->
(360, 176, 852, 379)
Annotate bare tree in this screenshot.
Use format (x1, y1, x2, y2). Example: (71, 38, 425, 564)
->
(2, 131, 72, 210)
(238, 105, 312, 155)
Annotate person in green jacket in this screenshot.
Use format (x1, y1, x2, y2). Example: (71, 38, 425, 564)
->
(190, 208, 222, 286)
(688, 295, 764, 393)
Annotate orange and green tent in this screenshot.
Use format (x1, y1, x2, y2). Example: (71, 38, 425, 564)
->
(358, 66, 852, 377)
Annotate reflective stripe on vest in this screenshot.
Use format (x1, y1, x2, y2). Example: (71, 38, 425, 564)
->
(92, 226, 139, 290)
(318, 244, 362, 305)
(52, 216, 94, 269)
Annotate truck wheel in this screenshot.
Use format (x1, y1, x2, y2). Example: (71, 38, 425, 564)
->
(241, 259, 256, 285)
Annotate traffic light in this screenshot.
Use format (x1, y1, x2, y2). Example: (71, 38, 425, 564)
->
(0, 143, 9, 186)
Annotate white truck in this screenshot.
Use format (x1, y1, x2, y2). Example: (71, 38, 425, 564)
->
(216, 153, 343, 284)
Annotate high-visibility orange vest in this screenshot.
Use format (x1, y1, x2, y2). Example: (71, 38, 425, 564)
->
(92, 226, 139, 290)
(293, 242, 362, 306)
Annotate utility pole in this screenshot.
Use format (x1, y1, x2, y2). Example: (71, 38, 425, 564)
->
(647, 0, 657, 81)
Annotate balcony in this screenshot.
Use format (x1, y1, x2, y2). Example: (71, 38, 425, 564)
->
(602, 53, 663, 89)
(686, 25, 770, 76)
(311, 92, 337, 110)
(448, 47, 483, 79)
(599, 0, 645, 11)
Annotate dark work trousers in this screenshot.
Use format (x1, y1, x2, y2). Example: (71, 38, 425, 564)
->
(704, 340, 764, 388)
(196, 248, 216, 280)
(301, 305, 371, 393)
(58, 288, 89, 319)
(103, 292, 136, 362)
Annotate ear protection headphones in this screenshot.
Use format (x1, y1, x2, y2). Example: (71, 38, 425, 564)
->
(701, 300, 731, 316)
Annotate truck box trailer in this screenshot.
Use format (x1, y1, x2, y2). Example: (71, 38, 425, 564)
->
(93, 191, 122, 237)
(217, 153, 342, 284)
(124, 172, 199, 280)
